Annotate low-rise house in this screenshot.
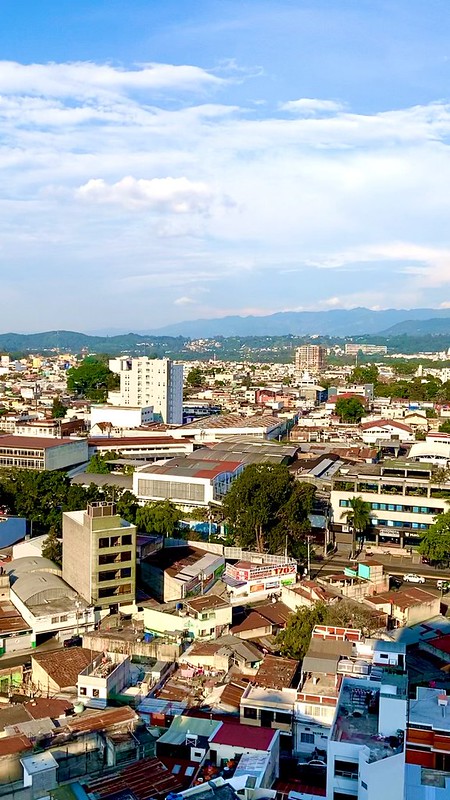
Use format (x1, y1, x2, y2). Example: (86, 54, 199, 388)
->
(143, 594, 231, 641)
(240, 656, 300, 744)
(31, 647, 98, 694)
(364, 587, 441, 628)
(317, 560, 390, 600)
(179, 635, 263, 675)
(360, 419, 415, 444)
(77, 652, 131, 709)
(209, 722, 280, 788)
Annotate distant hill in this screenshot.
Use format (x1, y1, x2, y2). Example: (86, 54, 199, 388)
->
(148, 307, 450, 338)
(0, 330, 187, 355)
(381, 317, 450, 336)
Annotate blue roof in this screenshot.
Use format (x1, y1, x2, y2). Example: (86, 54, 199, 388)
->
(0, 517, 27, 548)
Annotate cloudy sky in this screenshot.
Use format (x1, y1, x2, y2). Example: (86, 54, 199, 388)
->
(2, 0, 450, 332)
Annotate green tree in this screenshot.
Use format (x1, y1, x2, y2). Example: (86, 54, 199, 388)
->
(116, 491, 139, 524)
(67, 357, 119, 402)
(136, 500, 181, 536)
(343, 497, 371, 555)
(349, 364, 379, 384)
(335, 397, 365, 423)
(223, 464, 314, 555)
(41, 526, 62, 566)
(86, 453, 111, 474)
(186, 367, 203, 387)
(326, 599, 380, 636)
(439, 420, 450, 434)
(277, 603, 328, 660)
(52, 396, 67, 419)
(419, 511, 450, 563)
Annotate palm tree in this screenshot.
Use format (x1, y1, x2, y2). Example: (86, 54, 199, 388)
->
(344, 497, 371, 558)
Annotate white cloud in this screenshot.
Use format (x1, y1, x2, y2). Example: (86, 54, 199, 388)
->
(174, 296, 196, 306)
(281, 98, 343, 114)
(76, 176, 215, 213)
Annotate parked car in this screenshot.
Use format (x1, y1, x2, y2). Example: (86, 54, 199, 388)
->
(63, 635, 82, 648)
(404, 573, 425, 584)
(437, 580, 450, 592)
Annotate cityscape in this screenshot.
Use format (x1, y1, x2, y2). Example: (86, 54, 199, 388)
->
(1, 3, 450, 800)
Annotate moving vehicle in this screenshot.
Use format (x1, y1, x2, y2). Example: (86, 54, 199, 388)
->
(437, 580, 450, 591)
(403, 573, 425, 584)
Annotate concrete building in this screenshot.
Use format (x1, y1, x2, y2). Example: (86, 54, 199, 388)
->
(295, 345, 327, 374)
(360, 419, 415, 444)
(77, 652, 131, 709)
(108, 357, 183, 424)
(406, 687, 450, 798)
(62, 502, 136, 610)
(90, 404, 154, 433)
(326, 673, 407, 800)
(143, 594, 232, 640)
(224, 559, 297, 598)
(0, 435, 88, 471)
(345, 343, 388, 356)
(331, 459, 449, 550)
(7, 556, 94, 643)
(133, 456, 244, 509)
(141, 545, 225, 603)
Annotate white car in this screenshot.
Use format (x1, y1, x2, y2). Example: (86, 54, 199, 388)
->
(404, 573, 425, 584)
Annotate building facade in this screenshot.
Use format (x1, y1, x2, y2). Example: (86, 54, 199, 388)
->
(62, 502, 136, 609)
(295, 345, 327, 374)
(108, 357, 183, 424)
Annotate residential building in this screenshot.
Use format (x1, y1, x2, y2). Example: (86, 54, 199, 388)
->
(240, 655, 299, 745)
(295, 345, 327, 374)
(108, 356, 183, 424)
(179, 634, 263, 675)
(140, 545, 225, 603)
(62, 502, 136, 610)
(90, 404, 154, 433)
(326, 673, 407, 800)
(77, 652, 131, 709)
(365, 587, 440, 628)
(331, 459, 449, 549)
(31, 647, 97, 694)
(143, 594, 232, 640)
(406, 687, 450, 799)
(0, 435, 88, 471)
(360, 419, 415, 444)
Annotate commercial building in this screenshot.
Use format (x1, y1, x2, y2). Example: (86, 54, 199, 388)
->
(140, 545, 225, 603)
(360, 419, 415, 444)
(0, 435, 88, 471)
(345, 343, 388, 356)
(90, 404, 154, 433)
(133, 456, 244, 509)
(7, 556, 94, 643)
(331, 459, 449, 549)
(62, 502, 136, 609)
(295, 345, 327, 374)
(224, 559, 297, 598)
(176, 412, 289, 442)
(108, 357, 183, 424)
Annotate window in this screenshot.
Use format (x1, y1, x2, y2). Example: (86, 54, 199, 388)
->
(92, 689, 100, 698)
(300, 732, 314, 744)
(99, 537, 110, 549)
(243, 707, 257, 719)
(334, 760, 358, 779)
(340, 500, 348, 507)
(60, 615, 68, 622)
(121, 535, 133, 545)
(79, 687, 87, 696)
(361, 781, 368, 790)
(275, 711, 291, 724)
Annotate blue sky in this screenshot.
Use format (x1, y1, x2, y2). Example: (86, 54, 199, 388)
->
(2, 0, 450, 332)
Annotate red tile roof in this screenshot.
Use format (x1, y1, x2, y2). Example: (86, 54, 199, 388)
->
(211, 721, 277, 750)
(0, 435, 77, 449)
(360, 419, 413, 432)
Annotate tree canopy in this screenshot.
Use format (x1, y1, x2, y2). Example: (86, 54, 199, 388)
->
(419, 510, 450, 563)
(51, 396, 67, 419)
(186, 367, 204, 387)
(41, 527, 62, 567)
(135, 500, 181, 536)
(67, 357, 119, 402)
(222, 464, 315, 554)
(349, 365, 379, 384)
(335, 397, 365, 423)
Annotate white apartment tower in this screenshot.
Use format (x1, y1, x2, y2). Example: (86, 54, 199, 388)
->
(108, 357, 183, 425)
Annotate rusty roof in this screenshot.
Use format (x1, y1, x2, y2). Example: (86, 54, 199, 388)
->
(32, 647, 99, 690)
(85, 757, 183, 800)
(186, 594, 229, 613)
(254, 654, 299, 690)
(66, 706, 137, 734)
(231, 611, 272, 636)
(0, 733, 32, 756)
(24, 697, 73, 720)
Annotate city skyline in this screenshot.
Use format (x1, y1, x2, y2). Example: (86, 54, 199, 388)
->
(2, 1, 450, 331)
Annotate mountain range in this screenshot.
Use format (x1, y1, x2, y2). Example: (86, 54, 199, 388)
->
(3, 308, 450, 353)
(148, 307, 450, 338)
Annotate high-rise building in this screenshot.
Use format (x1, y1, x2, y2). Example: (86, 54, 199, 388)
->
(62, 502, 136, 610)
(295, 345, 326, 374)
(108, 356, 183, 424)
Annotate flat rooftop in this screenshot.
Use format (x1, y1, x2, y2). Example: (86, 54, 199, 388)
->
(242, 685, 297, 710)
(409, 687, 450, 732)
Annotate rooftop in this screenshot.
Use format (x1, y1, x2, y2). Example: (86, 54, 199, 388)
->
(137, 457, 243, 481)
(32, 647, 99, 690)
(186, 594, 229, 613)
(254, 655, 299, 690)
(179, 413, 283, 431)
(409, 687, 450, 732)
(0, 434, 79, 449)
(84, 756, 183, 800)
